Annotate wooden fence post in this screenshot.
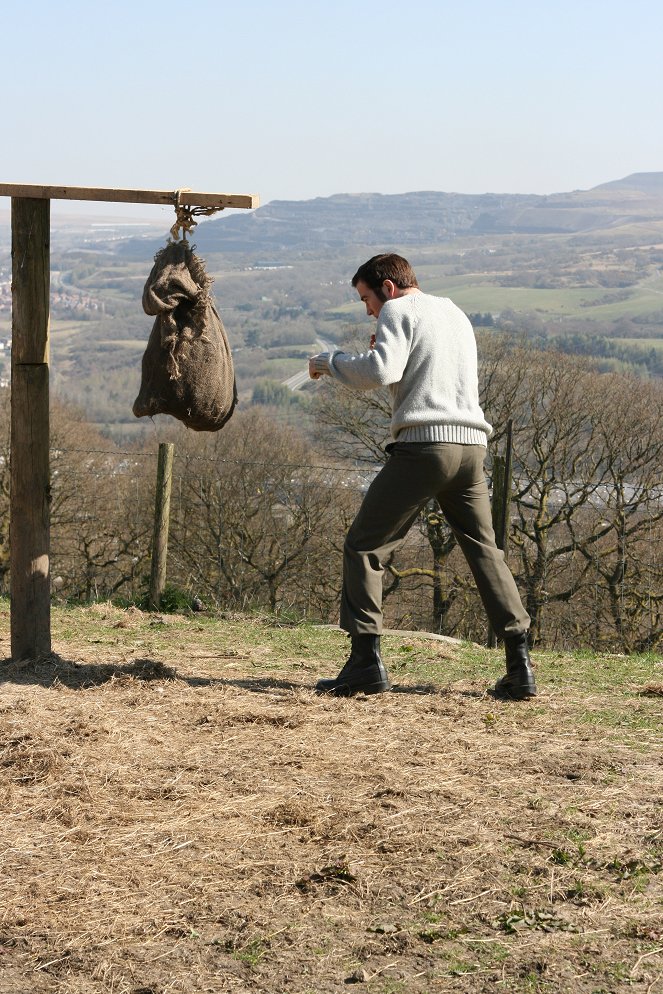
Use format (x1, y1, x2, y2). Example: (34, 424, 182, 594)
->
(10, 198, 51, 660)
(149, 442, 174, 611)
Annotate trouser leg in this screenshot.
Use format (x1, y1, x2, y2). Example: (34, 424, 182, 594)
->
(340, 443, 529, 640)
(436, 447, 529, 639)
(340, 447, 435, 636)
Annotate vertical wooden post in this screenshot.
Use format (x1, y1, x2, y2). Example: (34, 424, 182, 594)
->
(10, 198, 51, 660)
(488, 419, 514, 648)
(149, 442, 174, 611)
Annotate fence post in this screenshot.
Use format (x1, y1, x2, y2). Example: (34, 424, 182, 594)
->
(149, 442, 174, 611)
(488, 419, 513, 647)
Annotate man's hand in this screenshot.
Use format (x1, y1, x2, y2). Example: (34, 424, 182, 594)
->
(309, 353, 330, 379)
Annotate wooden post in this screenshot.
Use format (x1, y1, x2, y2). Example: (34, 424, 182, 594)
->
(149, 442, 174, 611)
(488, 419, 514, 648)
(10, 198, 51, 659)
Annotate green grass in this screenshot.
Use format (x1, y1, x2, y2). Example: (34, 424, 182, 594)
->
(34, 603, 662, 741)
(576, 705, 662, 732)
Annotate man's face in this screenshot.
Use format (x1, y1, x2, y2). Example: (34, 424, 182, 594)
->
(355, 279, 386, 319)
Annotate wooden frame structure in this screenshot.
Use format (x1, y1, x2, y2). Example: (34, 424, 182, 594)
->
(0, 182, 259, 660)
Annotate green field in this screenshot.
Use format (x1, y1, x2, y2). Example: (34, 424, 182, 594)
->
(611, 336, 663, 351)
(328, 270, 663, 326)
(96, 339, 146, 349)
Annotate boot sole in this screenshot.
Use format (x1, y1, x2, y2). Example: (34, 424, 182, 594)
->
(315, 681, 391, 697)
(493, 685, 538, 701)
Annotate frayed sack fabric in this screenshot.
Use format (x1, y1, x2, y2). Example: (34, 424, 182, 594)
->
(133, 242, 237, 431)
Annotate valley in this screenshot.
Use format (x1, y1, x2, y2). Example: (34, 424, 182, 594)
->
(1, 173, 662, 436)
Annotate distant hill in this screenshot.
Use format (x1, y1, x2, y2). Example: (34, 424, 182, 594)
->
(194, 173, 663, 253)
(115, 174, 663, 259)
(590, 172, 663, 195)
(193, 190, 542, 252)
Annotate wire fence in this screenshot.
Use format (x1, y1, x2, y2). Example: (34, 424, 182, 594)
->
(42, 445, 663, 654)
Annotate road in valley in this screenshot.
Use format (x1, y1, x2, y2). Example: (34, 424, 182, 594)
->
(282, 337, 335, 391)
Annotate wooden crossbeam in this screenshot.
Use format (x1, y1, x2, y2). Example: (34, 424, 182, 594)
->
(0, 183, 259, 210)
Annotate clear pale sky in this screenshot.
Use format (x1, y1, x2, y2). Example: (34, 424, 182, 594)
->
(3, 0, 662, 218)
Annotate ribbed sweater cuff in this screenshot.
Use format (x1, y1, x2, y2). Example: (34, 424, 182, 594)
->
(396, 424, 488, 446)
(310, 352, 331, 376)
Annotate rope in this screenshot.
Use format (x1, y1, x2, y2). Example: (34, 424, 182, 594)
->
(170, 188, 226, 242)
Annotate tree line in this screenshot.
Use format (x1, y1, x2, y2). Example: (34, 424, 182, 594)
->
(0, 341, 660, 653)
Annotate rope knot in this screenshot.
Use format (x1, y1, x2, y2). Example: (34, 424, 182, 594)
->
(170, 188, 225, 242)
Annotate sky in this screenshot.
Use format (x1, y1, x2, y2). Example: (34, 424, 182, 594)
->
(2, 0, 662, 219)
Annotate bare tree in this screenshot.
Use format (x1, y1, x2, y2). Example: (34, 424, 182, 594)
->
(0, 391, 152, 602)
(577, 374, 663, 651)
(312, 331, 663, 650)
(46, 399, 152, 601)
(168, 408, 352, 617)
(479, 338, 663, 650)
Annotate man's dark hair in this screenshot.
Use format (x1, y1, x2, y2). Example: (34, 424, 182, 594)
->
(351, 254, 419, 299)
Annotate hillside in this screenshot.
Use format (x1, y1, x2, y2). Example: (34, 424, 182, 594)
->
(113, 173, 663, 259)
(194, 172, 663, 251)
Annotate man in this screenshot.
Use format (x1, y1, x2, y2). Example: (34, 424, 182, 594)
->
(308, 253, 536, 701)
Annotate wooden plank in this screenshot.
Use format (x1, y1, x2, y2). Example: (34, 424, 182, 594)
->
(11, 197, 51, 660)
(0, 183, 259, 209)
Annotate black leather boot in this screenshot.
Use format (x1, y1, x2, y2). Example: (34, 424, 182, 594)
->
(494, 632, 538, 700)
(315, 634, 391, 697)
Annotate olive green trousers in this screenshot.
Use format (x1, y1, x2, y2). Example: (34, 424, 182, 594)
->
(339, 443, 530, 639)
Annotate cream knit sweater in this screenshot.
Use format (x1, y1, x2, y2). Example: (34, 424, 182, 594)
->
(317, 290, 492, 445)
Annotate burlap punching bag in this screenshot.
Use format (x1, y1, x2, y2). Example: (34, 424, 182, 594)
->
(133, 241, 237, 431)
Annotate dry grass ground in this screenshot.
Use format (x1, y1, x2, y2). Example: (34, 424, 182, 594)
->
(1, 602, 661, 994)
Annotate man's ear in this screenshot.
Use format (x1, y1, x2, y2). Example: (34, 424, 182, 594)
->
(382, 279, 396, 298)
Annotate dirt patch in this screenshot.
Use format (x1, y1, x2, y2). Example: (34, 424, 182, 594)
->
(0, 605, 661, 993)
